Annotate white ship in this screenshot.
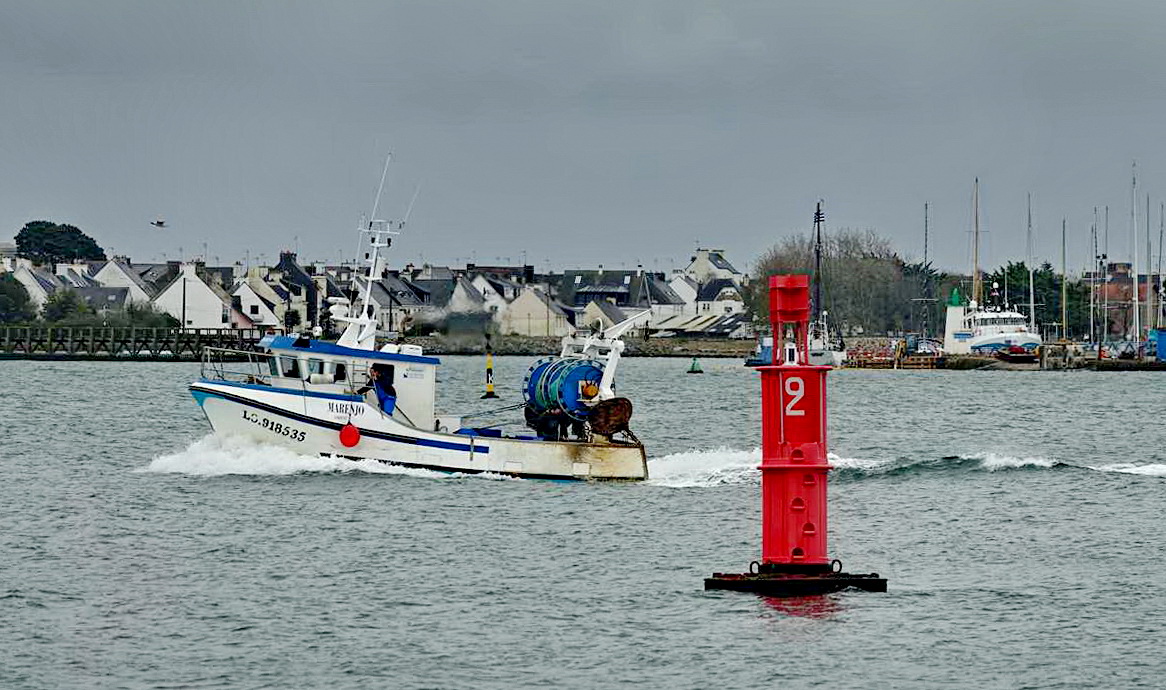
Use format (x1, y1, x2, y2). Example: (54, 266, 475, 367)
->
(943, 299, 1041, 355)
(943, 179, 1042, 356)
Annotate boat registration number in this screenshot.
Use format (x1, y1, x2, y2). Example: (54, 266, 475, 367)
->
(241, 410, 307, 442)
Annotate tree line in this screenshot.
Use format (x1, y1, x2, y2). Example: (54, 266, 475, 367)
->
(1, 220, 175, 327)
(748, 228, 1107, 339)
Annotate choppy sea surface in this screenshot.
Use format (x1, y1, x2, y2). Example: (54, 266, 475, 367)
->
(2, 356, 1165, 689)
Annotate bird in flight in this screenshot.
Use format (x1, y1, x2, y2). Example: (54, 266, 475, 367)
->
(150, 216, 167, 228)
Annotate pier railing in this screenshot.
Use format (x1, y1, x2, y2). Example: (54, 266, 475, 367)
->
(0, 327, 269, 361)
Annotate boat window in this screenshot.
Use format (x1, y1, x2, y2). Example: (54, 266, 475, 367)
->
(307, 359, 325, 376)
(333, 362, 347, 383)
(280, 356, 300, 378)
(268, 357, 280, 378)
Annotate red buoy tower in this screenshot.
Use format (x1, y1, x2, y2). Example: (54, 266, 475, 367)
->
(705, 274, 886, 596)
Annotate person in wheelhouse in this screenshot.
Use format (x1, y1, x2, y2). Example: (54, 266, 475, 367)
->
(357, 363, 397, 415)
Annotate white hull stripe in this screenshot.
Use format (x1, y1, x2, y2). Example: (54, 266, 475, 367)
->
(190, 385, 485, 454)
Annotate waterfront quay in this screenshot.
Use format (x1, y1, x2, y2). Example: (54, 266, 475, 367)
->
(1, 327, 267, 361)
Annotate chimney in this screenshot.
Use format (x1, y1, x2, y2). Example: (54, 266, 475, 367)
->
(598, 264, 604, 276)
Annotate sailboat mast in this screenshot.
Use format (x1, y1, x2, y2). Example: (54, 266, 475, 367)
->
(1152, 201, 1161, 328)
(1090, 212, 1097, 343)
(1132, 162, 1141, 341)
(923, 202, 930, 338)
(972, 179, 982, 307)
(1103, 205, 1110, 342)
(1061, 219, 1068, 340)
(1027, 194, 1036, 331)
(1146, 193, 1154, 336)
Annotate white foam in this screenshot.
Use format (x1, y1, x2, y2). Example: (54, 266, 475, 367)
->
(962, 452, 1058, 471)
(647, 447, 759, 487)
(1089, 463, 1166, 477)
(140, 434, 473, 479)
(828, 453, 889, 473)
(645, 448, 884, 487)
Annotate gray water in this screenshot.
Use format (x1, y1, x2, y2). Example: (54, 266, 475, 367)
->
(2, 357, 1164, 689)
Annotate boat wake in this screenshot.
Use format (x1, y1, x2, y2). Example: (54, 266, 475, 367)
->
(139, 434, 519, 480)
(645, 448, 1165, 487)
(1087, 463, 1166, 477)
(645, 447, 760, 487)
(645, 448, 880, 488)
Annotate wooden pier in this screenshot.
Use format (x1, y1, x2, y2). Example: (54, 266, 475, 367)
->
(1, 327, 268, 361)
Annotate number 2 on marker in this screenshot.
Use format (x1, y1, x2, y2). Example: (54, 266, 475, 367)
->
(784, 376, 805, 416)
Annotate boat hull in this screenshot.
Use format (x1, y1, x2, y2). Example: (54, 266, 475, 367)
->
(190, 381, 648, 480)
(808, 348, 846, 367)
(968, 332, 1041, 355)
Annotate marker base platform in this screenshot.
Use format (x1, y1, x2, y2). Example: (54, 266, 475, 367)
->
(705, 563, 886, 596)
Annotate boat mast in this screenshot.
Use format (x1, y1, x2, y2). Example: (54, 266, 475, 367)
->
(1147, 193, 1154, 336)
(1132, 161, 1141, 342)
(923, 202, 930, 338)
(1061, 219, 1068, 340)
(335, 155, 420, 349)
(1103, 205, 1110, 343)
(972, 179, 982, 308)
(1158, 203, 1164, 329)
(1089, 212, 1096, 343)
(1027, 194, 1036, 332)
(813, 200, 824, 323)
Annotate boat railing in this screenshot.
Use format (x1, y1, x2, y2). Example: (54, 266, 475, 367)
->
(201, 347, 276, 386)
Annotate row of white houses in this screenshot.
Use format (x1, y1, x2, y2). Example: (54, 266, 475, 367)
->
(2, 248, 753, 338)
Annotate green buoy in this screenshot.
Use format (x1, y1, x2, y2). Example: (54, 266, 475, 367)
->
(687, 357, 704, 374)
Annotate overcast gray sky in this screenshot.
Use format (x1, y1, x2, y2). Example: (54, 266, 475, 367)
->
(4, 1, 1166, 275)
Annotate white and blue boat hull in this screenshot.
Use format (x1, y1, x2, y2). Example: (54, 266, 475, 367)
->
(190, 380, 648, 480)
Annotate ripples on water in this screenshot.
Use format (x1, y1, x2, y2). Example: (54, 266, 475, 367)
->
(3, 357, 1165, 688)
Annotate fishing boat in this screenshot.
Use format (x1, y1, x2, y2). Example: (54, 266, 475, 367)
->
(744, 335, 773, 367)
(808, 201, 847, 367)
(189, 217, 648, 480)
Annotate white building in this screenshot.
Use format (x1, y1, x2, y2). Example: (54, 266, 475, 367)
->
(696, 278, 746, 316)
(470, 274, 520, 324)
(447, 275, 488, 314)
(9, 260, 62, 309)
(501, 287, 571, 337)
(581, 300, 626, 332)
(232, 281, 281, 328)
(668, 274, 700, 315)
(92, 259, 155, 304)
(683, 248, 744, 285)
(153, 263, 252, 329)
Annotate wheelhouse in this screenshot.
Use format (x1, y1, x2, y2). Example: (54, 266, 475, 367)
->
(201, 335, 440, 430)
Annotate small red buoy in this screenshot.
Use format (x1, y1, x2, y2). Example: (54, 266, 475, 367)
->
(339, 423, 361, 448)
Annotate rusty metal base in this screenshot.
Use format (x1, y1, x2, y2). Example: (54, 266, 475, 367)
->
(705, 563, 886, 596)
